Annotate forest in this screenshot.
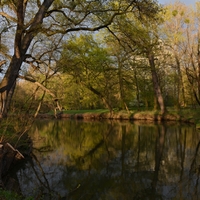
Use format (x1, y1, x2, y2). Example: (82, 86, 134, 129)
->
(1, 1, 200, 199)
(0, 0, 200, 118)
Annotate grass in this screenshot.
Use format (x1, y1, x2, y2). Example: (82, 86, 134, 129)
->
(0, 189, 33, 200)
(8, 103, 200, 123)
(44, 107, 200, 126)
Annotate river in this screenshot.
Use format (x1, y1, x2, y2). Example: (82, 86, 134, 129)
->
(16, 119, 200, 199)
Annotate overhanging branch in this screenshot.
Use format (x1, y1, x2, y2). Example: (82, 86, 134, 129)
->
(0, 60, 6, 68)
(18, 75, 56, 99)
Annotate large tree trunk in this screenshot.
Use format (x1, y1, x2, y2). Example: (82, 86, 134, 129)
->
(175, 54, 186, 108)
(197, 35, 200, 101)
(148, 53, 166, 114)
(118, 60, 129, 112)
(0, 56, 22, 118)
(0, 0, 54, 118)
(133, 65, 144, 110)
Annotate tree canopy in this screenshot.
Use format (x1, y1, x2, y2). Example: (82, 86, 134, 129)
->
(0, 0, 161, 117)
(3, 1, 200, 116)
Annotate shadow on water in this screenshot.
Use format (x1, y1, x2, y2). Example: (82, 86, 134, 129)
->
(15, 119, 200, 200)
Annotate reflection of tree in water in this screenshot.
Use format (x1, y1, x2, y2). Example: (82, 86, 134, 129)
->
(17, 153, 63, 199)
(29, 153, 58, 199)
(189, 141, 200, 199)
(19, 120, 200, 199)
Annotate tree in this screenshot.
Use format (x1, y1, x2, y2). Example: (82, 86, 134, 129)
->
(59, 34, 117, 112)
(0, 0, 161, 118)
(0, 0, 55, 118)
(161, 2, 200, 107)
(110, 9, 166, 113)
(161, 2, 190, 108)
(104, 35, 134, 111)
(183, 2, 200, 106)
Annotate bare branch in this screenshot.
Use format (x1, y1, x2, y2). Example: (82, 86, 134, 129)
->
(0, 12, 17, 23)
(0, 60, 6, 67)
(18, 75, 56, 98)
(43, 11, 125, 36)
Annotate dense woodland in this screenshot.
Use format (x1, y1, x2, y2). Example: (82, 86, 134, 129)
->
(0, 0, 200, 117)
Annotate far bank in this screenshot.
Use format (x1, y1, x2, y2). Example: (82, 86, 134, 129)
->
(37, 108, 200, 127)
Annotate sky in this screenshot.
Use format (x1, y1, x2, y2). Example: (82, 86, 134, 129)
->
(158, 0, 197, 6)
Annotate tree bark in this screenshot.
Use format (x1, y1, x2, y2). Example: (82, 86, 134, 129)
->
(134, 67, 139, 108)
(0, 0, 54, 118)
(118, 59, 129, 112)
(148, 52, 166, 114)
(197, 35, 200, 100)
(0, 60, 6, 68)
(174, 54, 186, 108)
(0, 56, 22, 118)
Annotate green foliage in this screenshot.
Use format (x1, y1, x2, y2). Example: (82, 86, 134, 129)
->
(0, 189, 33, 200)
(0, 189, 20, 200)
(3, 0, 200, 115)
(58, 34, 119, 110)
(172, 10, 178, 16)
(60, 34, 111, 75)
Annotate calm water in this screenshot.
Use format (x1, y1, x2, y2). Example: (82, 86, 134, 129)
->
(17, 119, 200, 200)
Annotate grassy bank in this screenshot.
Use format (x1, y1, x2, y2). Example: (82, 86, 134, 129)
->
(0, 189, 33, 200)
(39, 107, 200, 127)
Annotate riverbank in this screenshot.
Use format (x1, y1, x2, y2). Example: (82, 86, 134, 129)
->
(37, 108, 200, 126)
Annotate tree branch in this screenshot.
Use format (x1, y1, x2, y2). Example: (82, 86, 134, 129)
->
(0, 12, 17, 23)
(18, 75, 56, 98)
(0, 60, 6, 68)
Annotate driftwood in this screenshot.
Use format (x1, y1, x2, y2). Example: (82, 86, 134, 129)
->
(0, 143, 24, 189)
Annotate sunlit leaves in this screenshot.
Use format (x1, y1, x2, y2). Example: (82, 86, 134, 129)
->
(59, 34, 110, 80)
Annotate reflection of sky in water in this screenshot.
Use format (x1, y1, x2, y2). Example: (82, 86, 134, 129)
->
(16, 120, 200, 199)
(17, 149, 69, 198)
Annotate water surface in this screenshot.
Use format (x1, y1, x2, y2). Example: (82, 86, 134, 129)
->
(17, 119, 200, 199)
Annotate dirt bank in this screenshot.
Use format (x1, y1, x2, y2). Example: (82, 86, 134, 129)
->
(37, 111, 194, 123)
